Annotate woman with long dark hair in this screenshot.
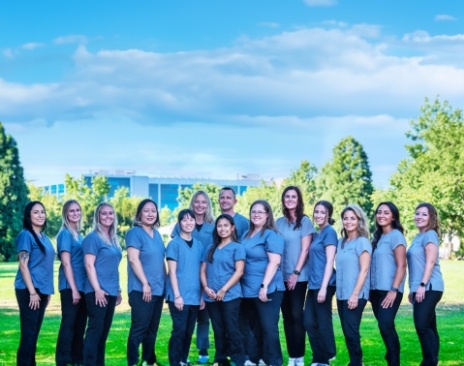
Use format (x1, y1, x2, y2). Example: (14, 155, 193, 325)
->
(370, 202, 407, 366)
(241, 200, 285, 366)
(126, 199, 166, 366)
(201, 214, 246, 366)
(56, 200, 87, 366)
(407, 202, 444, 366)
(83, 202, 122, 366)
(336, 204, 371, 366)
(304, 200, 337, 366)
(276, 186, 314, 366)
(14, 201, 55, 366)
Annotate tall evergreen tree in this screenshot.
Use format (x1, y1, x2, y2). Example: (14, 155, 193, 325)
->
(317, 136, 374, 221)
(0, 123, 29, 261)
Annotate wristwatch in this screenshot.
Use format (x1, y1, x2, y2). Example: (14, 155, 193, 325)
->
(293, 269, 301, 275)
(391, 287, 398, 292)
(260, 284, 267, 289)
(420, 282, 427, 287)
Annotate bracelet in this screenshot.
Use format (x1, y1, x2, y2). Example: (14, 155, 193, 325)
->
(30, 292, 37, 296)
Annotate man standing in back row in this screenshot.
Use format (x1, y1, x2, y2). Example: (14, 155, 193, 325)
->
(219, 187, 250, 239)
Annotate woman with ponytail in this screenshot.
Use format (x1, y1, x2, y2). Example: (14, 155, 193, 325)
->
(14, 201, 55, 366)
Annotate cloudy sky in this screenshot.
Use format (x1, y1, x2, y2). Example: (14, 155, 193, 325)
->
(1, 0, 463, 187)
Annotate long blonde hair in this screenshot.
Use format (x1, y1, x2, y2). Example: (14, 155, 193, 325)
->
(92, 202, 120, 249)
(189, 190, 215, 224)
(60, 199, 82, 241)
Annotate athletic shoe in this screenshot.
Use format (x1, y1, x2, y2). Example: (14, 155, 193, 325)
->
(198, 355, 209, 364)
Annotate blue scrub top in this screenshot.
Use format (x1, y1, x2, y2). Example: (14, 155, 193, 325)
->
(371, 229, 407, 293)
(82, 231, 122, 296)
(232, 213, 250, 240)
(308, 225, 337, 289)
(276, 216, 315, 281)
(336, 236, 372, 300)
(126, 226, 166, 296)
(57, 228, 86, 292)
(14, 229, 55, 295)
(171, 221, 215, 250)
(165, 235, 203, 305)
(407, 230, 444, 293)
(202, 241, 246, 302)
(241, 229, 285, 298)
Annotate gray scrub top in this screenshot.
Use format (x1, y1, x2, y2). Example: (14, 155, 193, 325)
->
(370, 229, 407, 293)
(57, 228, 86, 292)
(126, 226, 166, 296)
(82, 231, 122, 296)
(276, 216, 315, 281)
(241, 229, 285, 297)
(336, 236, 372, 300)
(202, 241, 246, 302)
(165, 235, 203, 305)
(232, 213, 250, 240)
(407, 230, 444, 293)
(308, 225, 337, 289)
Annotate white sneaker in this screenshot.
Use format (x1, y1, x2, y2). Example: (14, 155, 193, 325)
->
(287, 358, 295, 366)
(259, 360, 266, 366)
(244, 361, 256, 366)
(295, 358, 304, 366)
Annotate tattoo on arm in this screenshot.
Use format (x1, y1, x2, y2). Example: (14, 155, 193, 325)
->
(19, 251, 30, 262)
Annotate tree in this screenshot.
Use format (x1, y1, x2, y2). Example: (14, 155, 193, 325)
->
(176, 183, 222, 217)
(27, 183, 62, 237)
(110, 186, 140, 248)
(0, 123, 30, 261)
(235, 180, 281, 218)
(317, 136, 374, 222)
(390, 98, 464, 255)
(282, 160, 319, 209)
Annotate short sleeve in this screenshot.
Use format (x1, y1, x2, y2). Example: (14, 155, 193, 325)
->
(390, 230, 407, 251)
(82, 234, 100, 256)
(125, 228, 142, 250)
(301, 216, 316, 237)
(233, 244, 246, 262)
(423, 230, 439, 247)
(264, 230, 284, 255)
(166, 239, 180, 262)
(202, 244, 212, 263)
(322, 227, 338, 248)
(171, 223, 180, 239)
(16, 231, 34, 253)
(58, 229, 73, 253)
(355, 237, 372, 256)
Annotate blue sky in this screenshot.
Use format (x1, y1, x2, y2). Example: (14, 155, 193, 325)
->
(1, 0, 463, 188)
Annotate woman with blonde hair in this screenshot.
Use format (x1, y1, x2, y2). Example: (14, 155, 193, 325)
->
(336, 204, 371, 366)
(82, 202, 122, 366)
(56, 200, 87, 366)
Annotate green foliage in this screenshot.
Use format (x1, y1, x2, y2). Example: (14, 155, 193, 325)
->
(27, 183, 62, 238)
(235, 180, 281, 217)
(390, 98, 464, 249)
(317, 136, 374, 221)
(0, 123, 29, 261)
(176, 182, 222, 217)
(109, 187, 140, 248)
(282, 160, 319, 209)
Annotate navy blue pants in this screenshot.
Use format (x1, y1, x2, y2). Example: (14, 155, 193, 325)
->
(56, 289, 87, 366)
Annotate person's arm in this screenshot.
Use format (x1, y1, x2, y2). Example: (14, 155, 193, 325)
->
(61, 251, 81, 305)
(317, 245, 336, 303)
(415, 243, 438, 303)
(348, 251, 371, 309)
(381, 245, 406, 308)
(286, 234, 312, 290)
(168, 260, 184, 310)
(127, 247, 152, 302)
(84, 254, 108, 307)
(259, 252, 281, 302)
(18, 251, 41, 310)
(201, 262, 216, 299)
(216, 260, 245, 301)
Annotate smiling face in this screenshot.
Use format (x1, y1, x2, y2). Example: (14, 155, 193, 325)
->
(192, 194, 208, 217)
(98, 205, 115, 229)
(342, 209, 359, 236)
(250, 203, 268, 229)
(140, 201, 158, 227)
(30, 203, 46, 231)
(313, 204, 329, 228)
(179, 213, 196, 234)
(376, 204, 394, 230)
(66, 202, 82, 226)
(414, 206, 430, 232)
(219, 189, 236, 213)
(216, 217, 235, 241)
(283, 189, 298, 211)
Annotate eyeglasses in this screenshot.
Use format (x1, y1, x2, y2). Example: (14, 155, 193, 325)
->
(251, 210, 268, 216)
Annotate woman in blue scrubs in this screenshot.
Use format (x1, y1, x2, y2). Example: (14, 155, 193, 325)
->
(14, 201, 55, 366)
(126, 199, 166, 366)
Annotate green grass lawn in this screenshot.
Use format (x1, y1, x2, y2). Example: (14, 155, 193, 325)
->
(1, 259, 463, 366)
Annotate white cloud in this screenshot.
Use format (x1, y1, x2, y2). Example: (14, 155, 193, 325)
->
(403, 30, 464, 43)
(20, 42, 44, 50)
(304, 0, 337, 7)
(54, 35, 87, 45)
(435, 14, 457, 22)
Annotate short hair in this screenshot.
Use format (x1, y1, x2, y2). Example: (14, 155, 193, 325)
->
(340, 204, 370, 241)
(416, 202, 440, 235)
(219, 186, 236, 199)
(177, 208, 196, 223)
(134, 198, 160, 228)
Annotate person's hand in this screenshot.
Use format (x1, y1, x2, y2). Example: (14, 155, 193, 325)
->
(259, 287, 269, 302)
(204, 286, 216, 300)
(216, 289, 226, 301)
(29, 292, 41, 310)
(142, 283, 152, 302)
(200, 298, 206, 310)
(347, 294, 359, 310)
(415, 286, 426, 303)
(116, 291, 122, 306)
(72, 289, 81, 305)
(174, 296, 184, 311)
(95, 288, 108, 307)
(381, 290, 397, 308)
(317, 288, 327, 303)
(286, 273, 298, 290)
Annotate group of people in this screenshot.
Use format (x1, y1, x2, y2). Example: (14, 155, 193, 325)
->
(14, 186, 444, 366)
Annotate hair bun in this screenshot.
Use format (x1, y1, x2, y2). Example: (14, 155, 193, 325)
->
(328, 218, 336, 225)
